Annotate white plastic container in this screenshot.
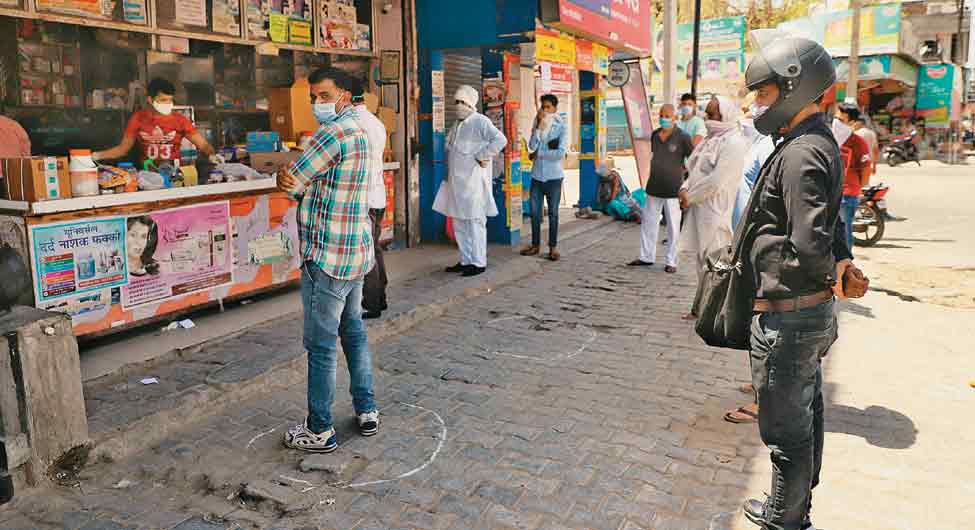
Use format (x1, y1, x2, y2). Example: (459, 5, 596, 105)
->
(69, 149, 100, 197)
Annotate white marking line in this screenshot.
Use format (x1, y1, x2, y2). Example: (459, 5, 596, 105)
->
(489, 315, 599, 361)
(246, 426, 277, 449)
(279, 475, 313, 486)
(347, 402, 447, 488)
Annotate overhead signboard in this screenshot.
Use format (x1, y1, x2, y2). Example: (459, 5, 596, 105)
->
(539, 0, 652, 55)
(777, 2, 902, 58)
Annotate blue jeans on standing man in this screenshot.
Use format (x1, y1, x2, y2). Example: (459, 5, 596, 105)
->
(840, 195, 859, 252)
(750, 299, 837, 530)
(301, 261, 376, 434)
(530, 178, 562, 248)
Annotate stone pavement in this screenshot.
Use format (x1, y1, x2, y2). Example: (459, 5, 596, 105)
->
(3, 221, 972, 530)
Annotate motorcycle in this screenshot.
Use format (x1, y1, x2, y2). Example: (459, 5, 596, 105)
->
(882, 131, 921, 167)
(853, 183, 889, 247)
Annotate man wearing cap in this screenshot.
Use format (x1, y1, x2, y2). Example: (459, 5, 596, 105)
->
(433, 85, 507, 277)
(738, 31, 869, 530)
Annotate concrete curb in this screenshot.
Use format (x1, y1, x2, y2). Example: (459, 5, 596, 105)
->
(89, 217, 620, 462)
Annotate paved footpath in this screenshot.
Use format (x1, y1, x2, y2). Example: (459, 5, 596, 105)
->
(3, 223, 973, 530)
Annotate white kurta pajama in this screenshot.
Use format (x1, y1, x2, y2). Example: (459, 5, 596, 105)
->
(681, 95, 748, 313)
(433, 111, 507, 268)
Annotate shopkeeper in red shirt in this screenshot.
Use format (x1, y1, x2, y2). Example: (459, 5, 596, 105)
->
(833, 102, 873, 254)
(93, 78, 218, 167)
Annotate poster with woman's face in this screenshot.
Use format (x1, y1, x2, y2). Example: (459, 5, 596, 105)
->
(122, 202, 233, 309)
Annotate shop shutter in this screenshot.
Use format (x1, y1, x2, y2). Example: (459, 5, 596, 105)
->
(442, 50, 482, 131)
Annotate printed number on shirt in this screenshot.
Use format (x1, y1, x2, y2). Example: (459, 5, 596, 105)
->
(146, 143, 173, 161)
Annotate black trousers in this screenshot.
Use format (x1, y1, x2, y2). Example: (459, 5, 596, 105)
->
(362, 208, 388, 313)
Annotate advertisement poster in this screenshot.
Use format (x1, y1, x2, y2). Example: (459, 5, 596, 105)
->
(29, 218, 128, 304)
(621, 63, 653, 188)
(557, 0, 652, 54)
(916, 64, 955, 128)
(123, 0, 148, 24)
(122, 202, 233, 309)
(37, 0, 110, 17)
(778, 2, 901, 57)
(651, 16, 745, 95)
(535, 26, 577, 66)
(212, 0, 241, 35)
(175, 0, 208, 27)
(232, 195, 299, 285)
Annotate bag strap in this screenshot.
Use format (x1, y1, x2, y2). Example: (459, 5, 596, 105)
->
(727, 135, 799, 264)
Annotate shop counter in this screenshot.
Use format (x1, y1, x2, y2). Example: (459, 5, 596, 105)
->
(0, 178, 303, 338)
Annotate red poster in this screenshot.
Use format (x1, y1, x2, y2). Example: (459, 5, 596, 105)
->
(558, 0, 652, 54)
(576, 40, 595, 72)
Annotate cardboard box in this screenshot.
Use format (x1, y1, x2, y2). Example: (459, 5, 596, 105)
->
(268, 78, 320, 142)
(363, 92, 380, 114)
(1, 157, 72, 202)
(249, 152, 302, 175)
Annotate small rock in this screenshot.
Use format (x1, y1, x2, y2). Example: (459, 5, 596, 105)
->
(112, 479, 137, 489)
(299, 454, 349, 475)
(243, 479, 294, 505)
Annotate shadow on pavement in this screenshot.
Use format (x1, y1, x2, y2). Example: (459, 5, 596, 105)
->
(826, 404, 918, 450)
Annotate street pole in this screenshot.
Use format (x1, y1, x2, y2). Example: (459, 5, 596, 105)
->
(691, 0, 702, 99)
(847, 0, 862, 105)
(663, 0, 677, 105)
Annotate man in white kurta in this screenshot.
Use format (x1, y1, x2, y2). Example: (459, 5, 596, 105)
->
(678, 94, 748, 319)
(433, 85, 507, 277)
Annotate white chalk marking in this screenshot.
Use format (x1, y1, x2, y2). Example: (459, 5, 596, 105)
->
(347, 402, 447, 488)
(489, 314, 599, 361)
(279, 475, 313, 486)
(246, 426, 277, 449)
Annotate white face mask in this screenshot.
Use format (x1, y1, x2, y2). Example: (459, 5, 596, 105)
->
(456, 104, 474, 120)
(152, 101, 174, 116)
(832, 118, 853, 145)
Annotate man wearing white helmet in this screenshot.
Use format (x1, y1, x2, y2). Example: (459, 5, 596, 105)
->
(433, 85, 507, 277)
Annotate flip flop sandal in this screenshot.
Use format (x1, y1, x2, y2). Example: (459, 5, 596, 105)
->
(738, 384, 755, 395)
(723, 406, 759, 424)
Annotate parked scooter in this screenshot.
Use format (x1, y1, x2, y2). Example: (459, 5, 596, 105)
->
(883, 131, 921, 167)
(853, 183, 890, 247)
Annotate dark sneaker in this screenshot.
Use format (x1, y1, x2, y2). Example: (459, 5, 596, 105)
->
(627, 259, 653, 267)
(363, 311, 382, 320)
(462, 266, 486, 277)
(358, 411, 379, 436)
(445, 263, 465, 273)
(283, 422, 337, 453)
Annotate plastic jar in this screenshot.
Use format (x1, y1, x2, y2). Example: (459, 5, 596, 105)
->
(69, 149, 100, 197)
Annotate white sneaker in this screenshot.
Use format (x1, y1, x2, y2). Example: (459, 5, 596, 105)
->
(357, 410, 379, 436)
(283, 422, 338, 453)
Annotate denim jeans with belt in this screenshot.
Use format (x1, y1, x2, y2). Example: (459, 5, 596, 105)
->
(301, 261, 376, 434)
(750, 299, 837, 530)
(530, 178, 562, 248)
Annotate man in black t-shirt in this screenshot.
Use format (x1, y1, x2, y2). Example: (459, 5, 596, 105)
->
(628, 104, 694, 272)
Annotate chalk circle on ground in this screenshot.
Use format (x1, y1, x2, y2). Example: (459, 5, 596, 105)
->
(479, 314, 599, 361)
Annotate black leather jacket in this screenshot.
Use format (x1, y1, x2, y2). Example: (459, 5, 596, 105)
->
(747, 113, 854, 300)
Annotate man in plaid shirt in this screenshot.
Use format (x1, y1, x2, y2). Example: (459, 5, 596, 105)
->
(278, 67, 378, 453)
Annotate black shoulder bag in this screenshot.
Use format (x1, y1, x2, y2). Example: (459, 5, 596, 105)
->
(693, 137, 790, 350)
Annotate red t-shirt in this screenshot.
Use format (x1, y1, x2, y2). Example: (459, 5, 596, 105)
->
(123, 109, 196, 165)
(840, 133, 872, 197)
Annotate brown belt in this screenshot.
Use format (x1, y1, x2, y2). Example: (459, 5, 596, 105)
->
(753, 290, 834, 313)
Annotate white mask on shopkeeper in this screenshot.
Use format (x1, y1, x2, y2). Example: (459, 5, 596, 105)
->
(456, 104, 474, 120)
(152, 101, 174, 116)
(832, 117, 853, 146)
(540, 112, 556, 132)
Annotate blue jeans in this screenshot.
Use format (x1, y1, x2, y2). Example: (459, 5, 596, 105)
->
(530, 178, 562, 248)
(301, 262, 376, 434)
(840, 195, 859, 253)
(750, 300, 837, 530)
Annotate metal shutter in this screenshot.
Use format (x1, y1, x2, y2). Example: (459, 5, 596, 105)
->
(443, 50, 482, 131)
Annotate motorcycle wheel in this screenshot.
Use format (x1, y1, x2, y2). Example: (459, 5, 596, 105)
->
(885, 152, 901, 167)
(853, 204, 885, 247)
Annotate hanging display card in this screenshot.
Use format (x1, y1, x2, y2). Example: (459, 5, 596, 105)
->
(174, 0, 207, 27)
(269, 14, 290, 43)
